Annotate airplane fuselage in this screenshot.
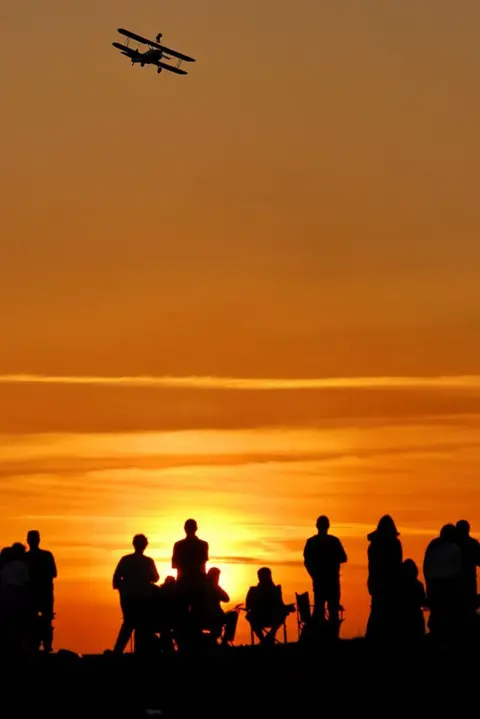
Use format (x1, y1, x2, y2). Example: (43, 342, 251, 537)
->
(131, 48, 162, 65)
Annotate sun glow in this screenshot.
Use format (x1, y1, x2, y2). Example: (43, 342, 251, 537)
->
(144, 512, 260, 605)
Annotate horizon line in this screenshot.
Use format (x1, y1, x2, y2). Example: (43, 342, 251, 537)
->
(0, 373, 480, 391)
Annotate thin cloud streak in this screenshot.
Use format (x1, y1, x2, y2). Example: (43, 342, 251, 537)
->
(1, 374, 480, 391)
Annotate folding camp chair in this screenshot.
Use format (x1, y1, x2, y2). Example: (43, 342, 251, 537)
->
(295, 591, 313, 639)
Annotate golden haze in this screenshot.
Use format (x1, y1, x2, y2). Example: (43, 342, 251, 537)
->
(1, 1, 480, 651)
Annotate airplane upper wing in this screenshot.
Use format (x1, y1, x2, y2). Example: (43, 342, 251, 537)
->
(118, 28, 153, 46)
(155, 60, 188, 75)
(117, 28, 195, 62)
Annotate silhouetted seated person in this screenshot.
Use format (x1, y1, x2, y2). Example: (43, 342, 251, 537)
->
(423, 524, 462, 644)
(245, 568, 294, 645)
(195, 567, 238, 645)
(112, 534, 159, 654)
(455, 520, 480, 627)
(25, 530, 57, 652)
(398, 559, 426, 642)
(153, 576, 179, 651)
(366, 515, 403, 642)
(304, 515, 347, 626)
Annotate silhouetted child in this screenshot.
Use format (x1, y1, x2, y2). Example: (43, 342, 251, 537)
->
(398, 559, 425, 642)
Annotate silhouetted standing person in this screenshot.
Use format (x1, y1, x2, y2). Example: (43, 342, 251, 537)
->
(25, 530, 57, 652)
(304, 516, 347, 625)
(172, 519, 209, 584)
(455, 520, 480, 626)
(424, 524, 462, 644)
(366, 515, 403, 641)
(113, 534, 159, 654)
(0, 543, 30, 657)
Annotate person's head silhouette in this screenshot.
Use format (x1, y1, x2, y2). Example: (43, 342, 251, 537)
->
(456, 519, 470, 537)
(27, 530, 40, 550)
(316, 516, 330, 534)
(376, 515, 399, 538)
(11, 542, 26, 560)
(184, 519, 198, 538)
(257, 567, 273, 585)
(164, 575, 176, 586)
(440, 523, 457, 542)
(403, 558, 419, 581)
(208, 567, 221, 585)
(132, 534, 148, 554)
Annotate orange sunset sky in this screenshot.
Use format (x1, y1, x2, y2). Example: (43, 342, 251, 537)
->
(1, 0, 480, 652)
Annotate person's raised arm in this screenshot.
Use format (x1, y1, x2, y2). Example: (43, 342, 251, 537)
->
(219, 587, 230, 603)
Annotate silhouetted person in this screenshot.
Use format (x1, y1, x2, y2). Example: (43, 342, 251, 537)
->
(112, 534, 159, 654)
(0, 544, 30, 656)
(172, 519, 209, 584)
(197, 567, 237, 644)
(25, 530, 57, 652)
(398, 559, 425, 642)
(455, 520, 480, 624)
(304, 516, 347, 625)
(366, 515, 403, 641)
(0, 547, 9, 571)
(424, 524, 462, 644)
(246, 568, 294, 645)
(154, 576, 179, 650)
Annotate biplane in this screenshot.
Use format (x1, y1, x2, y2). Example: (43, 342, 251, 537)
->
(112, 28, 195, 76)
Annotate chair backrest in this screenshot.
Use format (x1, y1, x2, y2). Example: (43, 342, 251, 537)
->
(296, 592, 311, 624)
(223, 612, 239, 644)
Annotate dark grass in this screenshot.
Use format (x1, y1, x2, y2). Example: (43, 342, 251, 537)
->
(1, 638, 478, 717)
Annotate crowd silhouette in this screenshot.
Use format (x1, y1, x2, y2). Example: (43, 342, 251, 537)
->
(0, 516, 479, 657)
(0, 531, 57, 657)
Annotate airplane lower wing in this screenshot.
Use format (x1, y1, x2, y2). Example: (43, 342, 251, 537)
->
(112, 42, 137, 57)
(156, 61, 188, 75)
(156, 45, 195, 63)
